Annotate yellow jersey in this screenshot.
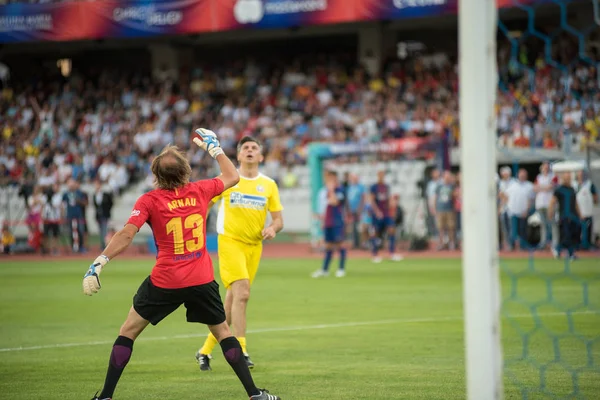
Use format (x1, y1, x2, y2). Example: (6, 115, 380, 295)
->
(2, 232, 15, 246)
(214, 173, 283, 245)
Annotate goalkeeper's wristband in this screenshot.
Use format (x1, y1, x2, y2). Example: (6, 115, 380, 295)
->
(208, 147, 225, 159)
(94, 255, 110, 267)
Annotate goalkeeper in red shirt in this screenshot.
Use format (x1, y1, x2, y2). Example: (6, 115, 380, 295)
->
(82, 129, 281, 400)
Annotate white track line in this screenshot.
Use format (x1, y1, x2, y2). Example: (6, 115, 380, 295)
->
(0, 311, 595, 353)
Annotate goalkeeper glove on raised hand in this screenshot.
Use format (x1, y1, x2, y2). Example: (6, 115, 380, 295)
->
(193, 128, 224, 159)
(83, 255, 109, 296)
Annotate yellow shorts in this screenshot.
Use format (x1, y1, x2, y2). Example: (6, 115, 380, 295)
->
(217, 235, 263, 289)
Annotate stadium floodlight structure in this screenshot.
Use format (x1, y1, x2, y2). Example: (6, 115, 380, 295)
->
(459, 0, 503, 400)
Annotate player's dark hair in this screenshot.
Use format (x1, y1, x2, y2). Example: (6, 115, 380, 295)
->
(151, 145, 192, 190)
(237, 136, 262, 153)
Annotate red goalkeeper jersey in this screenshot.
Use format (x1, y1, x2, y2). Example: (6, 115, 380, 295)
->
(127, 178, 225, 289)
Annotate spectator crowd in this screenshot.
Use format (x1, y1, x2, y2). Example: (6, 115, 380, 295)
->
(1, 25, 599, 252)
(421, 164, 598, 256)
(1, 177, 115, 255)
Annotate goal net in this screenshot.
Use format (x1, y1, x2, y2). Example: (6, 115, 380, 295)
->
(461, 0, 600, 399)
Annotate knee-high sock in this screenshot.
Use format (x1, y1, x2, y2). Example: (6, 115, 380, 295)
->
(370, 238, 379, 256)
(322, 249, 333, 272)
(339, 248, 347, 271)
(220, 336, 260, 397)
(388, 234, 396, 254)
(99, 336, 134, 399)
(238, 336, 247, 354)
(199, 332, 218, 356)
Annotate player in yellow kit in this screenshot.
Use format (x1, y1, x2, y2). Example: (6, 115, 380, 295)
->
(196, 136, 284, 371)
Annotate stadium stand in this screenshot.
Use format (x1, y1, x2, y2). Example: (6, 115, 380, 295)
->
(0, 6, 599, 251)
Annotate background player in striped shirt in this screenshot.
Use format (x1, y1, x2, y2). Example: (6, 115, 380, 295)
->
(196, 136, 284, 371)
(311, 170, 348, 278)
(369, 170, 403, 263)
(83, 129, 280, 400)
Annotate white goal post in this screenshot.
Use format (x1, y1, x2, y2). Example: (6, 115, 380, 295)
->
(459, 0, 503, 400)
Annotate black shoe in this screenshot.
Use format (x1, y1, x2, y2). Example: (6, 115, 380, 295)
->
(244, 353, 254, 369)
(250, 389, 280, 399)
(90, 391, 110, 400)
(195, 351, 212, 371)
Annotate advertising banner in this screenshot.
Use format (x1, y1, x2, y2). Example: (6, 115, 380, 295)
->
(357, 0, 457, 22)
(0, 2, 84, 43)
(0, 0, 568, 44)
(327, 137, 431, 157)
(0, 0, 213, 43)
(213, 0, 356, 31)
(80, 0, 213, 40)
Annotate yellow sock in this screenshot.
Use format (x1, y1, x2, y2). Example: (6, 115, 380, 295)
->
(199, 333, 218, 356)
(238, 337, 248, 354)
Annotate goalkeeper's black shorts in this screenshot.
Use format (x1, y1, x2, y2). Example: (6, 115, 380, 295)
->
(133, 276, 226, 326)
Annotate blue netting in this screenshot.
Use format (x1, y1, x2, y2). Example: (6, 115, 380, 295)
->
(498, 2, 600, 399)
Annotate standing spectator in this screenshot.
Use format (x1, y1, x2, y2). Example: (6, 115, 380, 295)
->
(498, 166, 515, 250)
(534, 162, 555, 248)
(346, 173, 365, 249)
(26, 186, 44, 233)
(80, 186, 90, 253)
(453, 175, 462, 248)
(281, 166, 298, 188)
(62, 178, 86, 253)
(27, 222, 42, 254)
(314, 173, 330, 249)
(0, 164, 9, 187)
(18, 172, 35, 211)
(549, 172, 582, 260)
(42, 184, 63, 255)
(390, 194, 405, 240)
(426, 168, 441, 238)
(576, 170, 598, 250)
(503, 169, 535, 250)
(97, 155, 117, 184)
(93, 179, 114, 250)
(1, 223, 15, 255)
(432, 170, 457, 250)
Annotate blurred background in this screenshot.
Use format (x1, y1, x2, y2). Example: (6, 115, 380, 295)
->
(0, 0, 598, 256)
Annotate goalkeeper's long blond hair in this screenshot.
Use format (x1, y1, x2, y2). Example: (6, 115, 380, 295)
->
(151, 145, 192, 190)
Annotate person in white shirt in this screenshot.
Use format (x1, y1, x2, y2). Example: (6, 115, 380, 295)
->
(534, 162, 555, 247)
(502, 168, 535, 250)
(97, 156, 117, 184)
(498, 166, 516, 250)
(42, 184, 63, 255)
(426, 168, 441, 238)
(576, 170, 598, 249)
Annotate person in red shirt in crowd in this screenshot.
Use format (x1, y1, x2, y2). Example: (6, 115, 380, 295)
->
(27, 226, 42, 253)
(82, 129, 281, 400)
(9, 159, 24, 184)
(542, 131, 558, 149)
(513, 132, 531, 148)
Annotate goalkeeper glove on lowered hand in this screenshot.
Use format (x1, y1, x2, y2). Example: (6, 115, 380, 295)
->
(83, 255, 109, 296)
(193, 128, 224, 159)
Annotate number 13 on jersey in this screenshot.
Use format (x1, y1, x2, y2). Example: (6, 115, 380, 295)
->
(166, 213, 204, 254)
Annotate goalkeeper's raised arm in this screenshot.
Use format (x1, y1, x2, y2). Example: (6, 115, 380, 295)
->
(193, 128, 239, 191)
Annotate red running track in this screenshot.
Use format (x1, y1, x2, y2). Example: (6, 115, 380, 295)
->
(3, 243, 598, 262)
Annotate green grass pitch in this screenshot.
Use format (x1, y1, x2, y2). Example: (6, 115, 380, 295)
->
(0, 256, 598, 399)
